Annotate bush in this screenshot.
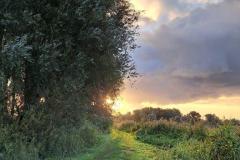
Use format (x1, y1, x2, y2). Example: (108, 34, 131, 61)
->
(172, 139, 210, 160)
(47, 123, 99, 158)
(209, 125, 240, 160)
(133, 121, 189, 148)
(190, 123, 208, 140)
(136, 134, 182, 149)
(135, 120, 189, 137)
(0, 124, 39, 160)
(117, 120, 140, 133)
(0, 119, 99, 160)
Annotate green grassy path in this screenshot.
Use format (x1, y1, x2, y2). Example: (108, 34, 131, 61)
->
(73, 130, 170, 160)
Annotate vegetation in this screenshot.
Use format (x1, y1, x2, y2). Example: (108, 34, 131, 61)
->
(114, 107, 240, 160)
(73, 129, 168, 160)
(0, 0, 139, 159)
(1, 0, 240, 160)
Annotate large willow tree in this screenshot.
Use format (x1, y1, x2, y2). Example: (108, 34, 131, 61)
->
(0, 1, 139, 158)
(0, 0, 138, 126)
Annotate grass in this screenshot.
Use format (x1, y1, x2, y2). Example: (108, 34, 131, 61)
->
(136, 133, 184, 148)
(72, 129, 170, 160)
(49, 121, 240, 160)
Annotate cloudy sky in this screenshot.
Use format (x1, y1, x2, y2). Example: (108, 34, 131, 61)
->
(117, 0, 240, 118)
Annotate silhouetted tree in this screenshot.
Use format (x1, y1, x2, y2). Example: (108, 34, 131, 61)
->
(223, 119, 240, 126)
(132, 107, 182, 121)
(205, 114, 221, 127)
(161, 109, 182, 120)
(184, 111, 201, 124)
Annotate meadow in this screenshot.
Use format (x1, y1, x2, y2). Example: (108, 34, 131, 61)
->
(113, 108, 240, 160)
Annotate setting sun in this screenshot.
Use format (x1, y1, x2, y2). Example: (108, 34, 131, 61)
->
(130, 0, 162, 21)
(106, 97, 114, 105)
(106, 97, 129, 113)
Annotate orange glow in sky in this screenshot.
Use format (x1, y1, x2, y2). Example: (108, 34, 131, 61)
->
(123, 0, 240, 119)
(130, 0, 162, 21)
(116, 95, 240, 119)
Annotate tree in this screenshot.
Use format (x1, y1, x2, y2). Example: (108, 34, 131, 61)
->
(205, 114, 221, 127)
(0, 0, 139, 157)
(0, 0, 139, 124)
(132, 107, 182, 121)
(184, 111, 201, 124)
(160, 109, 182, 120)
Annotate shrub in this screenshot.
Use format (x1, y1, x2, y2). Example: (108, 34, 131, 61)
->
(47, 124, 99, 158)
(0, 114, 100, 159)
(172, 139, 210, 160)
(0, 124, 39, 160)
(136, 120, 189, 137)
(117, 120, 140, 133)
(136, 134, 181, 148)
(209, 125, 240, 160)
(134, 121, 190, 148)
(190, 123, 208, 140)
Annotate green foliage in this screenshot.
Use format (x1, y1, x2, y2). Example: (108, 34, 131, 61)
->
(117, 120, 140, 133)
(209, 125, 240, 160)
(182, 111, 202, 124)
(172, 139, 210, 160)
(0, 124, 39, 160)
(132, 107, 182, 121)
(0, 0, 139, 158)
(137, 134, 182, 149)
(116, 118, 240, 160)
(135, 120, 188, 137)
(46, 124, 99, 159)
(74, 129, 211, 160)
(205, 114, 222, 127)
(134, 121, 187, 149)
(190, 123, 208, 140)
(0, 118, 100, 159)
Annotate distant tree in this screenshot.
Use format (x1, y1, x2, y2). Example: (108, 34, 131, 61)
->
(118, 112, 133, 121)
(223, 119, 240, 126)
(184, 111, 201, 124)
(229, 119, 240, 126)
(133, 108, 153, 121)
(205, 114, 222, 127)
(174, 115, 182, 122)
(133, 109, 142, 121)
(132, 107, 182, 122)
(161, 109, 182, 120)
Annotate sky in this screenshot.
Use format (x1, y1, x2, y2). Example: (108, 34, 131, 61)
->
(115, 0, 240, 119)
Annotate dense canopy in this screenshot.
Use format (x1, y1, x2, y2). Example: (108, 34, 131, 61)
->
(0, 0, 139, 158)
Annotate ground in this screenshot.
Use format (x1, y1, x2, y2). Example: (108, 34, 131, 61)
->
(73, 130, 168, 160)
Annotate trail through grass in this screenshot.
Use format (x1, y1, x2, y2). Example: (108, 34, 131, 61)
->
(74, 129, 170, 160)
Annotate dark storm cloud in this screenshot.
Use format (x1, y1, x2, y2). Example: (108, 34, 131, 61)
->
(131, 0, 240, 104)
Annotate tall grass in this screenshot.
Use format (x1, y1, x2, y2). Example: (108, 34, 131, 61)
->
(0, 121, 101, 160)
(209, 125, 240, 160)
(116, 120, 240, 159)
